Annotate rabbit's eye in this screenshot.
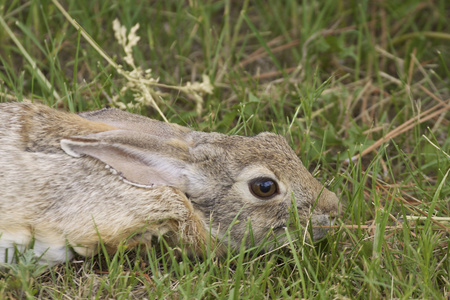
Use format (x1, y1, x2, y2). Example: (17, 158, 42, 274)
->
(249, 178, 278, 199)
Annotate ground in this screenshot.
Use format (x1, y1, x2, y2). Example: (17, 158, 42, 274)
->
(0, 0, 449, 298)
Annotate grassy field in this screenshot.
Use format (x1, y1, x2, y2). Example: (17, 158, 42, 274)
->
(1, 0, 449, 298)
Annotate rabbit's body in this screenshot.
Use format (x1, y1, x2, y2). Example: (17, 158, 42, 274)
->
(0, 102, 339, 265)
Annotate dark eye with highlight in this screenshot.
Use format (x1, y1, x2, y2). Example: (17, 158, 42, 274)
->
(249, 178, 279, 199)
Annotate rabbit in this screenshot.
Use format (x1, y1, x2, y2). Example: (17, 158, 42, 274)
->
(0, 102, 340, 266)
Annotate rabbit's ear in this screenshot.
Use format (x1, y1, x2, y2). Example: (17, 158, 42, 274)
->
(79, 108, 191, 139)
(60, 130, 190, 189)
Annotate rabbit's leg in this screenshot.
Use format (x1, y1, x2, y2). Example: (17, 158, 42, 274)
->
(32, 238, 74, 266)
(0, 230, 31, 264)
(28, 230, 75, 265)
(71, 244, 98, 258)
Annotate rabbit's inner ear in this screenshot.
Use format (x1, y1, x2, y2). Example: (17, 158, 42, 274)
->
(60, 131, 189, 188)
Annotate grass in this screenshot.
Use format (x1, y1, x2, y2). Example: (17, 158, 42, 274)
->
(0, 0, 449, 298)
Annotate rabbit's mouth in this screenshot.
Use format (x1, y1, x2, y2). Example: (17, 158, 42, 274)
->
(310, 214, 335, 240)
(274, 214, 336, 241)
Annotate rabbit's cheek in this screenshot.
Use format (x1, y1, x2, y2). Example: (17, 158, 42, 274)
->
(236, 201, 290, 239)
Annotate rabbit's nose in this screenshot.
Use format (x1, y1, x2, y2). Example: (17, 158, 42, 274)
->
(317, 189, 341, 217)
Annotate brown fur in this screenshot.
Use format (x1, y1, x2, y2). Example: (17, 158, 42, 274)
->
(0, 102, 339, 265)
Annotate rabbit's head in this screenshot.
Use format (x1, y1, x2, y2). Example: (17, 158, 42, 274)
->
(61, 108, 340, 250)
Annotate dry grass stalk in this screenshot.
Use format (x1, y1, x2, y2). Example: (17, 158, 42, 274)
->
(52, 0, 213, 120)
(347, 99, 449, 162)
